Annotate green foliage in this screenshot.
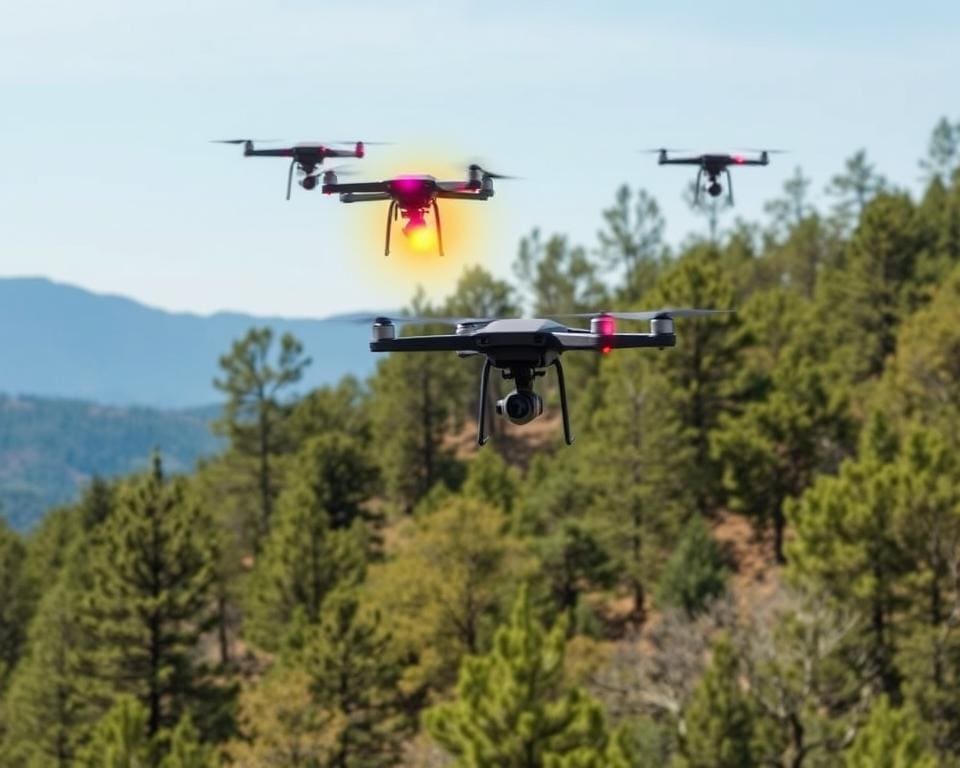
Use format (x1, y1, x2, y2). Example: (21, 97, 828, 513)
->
(424, 587, 613, 767)
(1, 572, 91, 767)
(461, 448, 521, 515)
(596, 184, 666, 301)
(79, 456, 220, 736)
(843, 696, 937, 768)
(365, 496, 535, 694)
(0, 518, 31, 688)
(159, 715, 217, 768)
(300, 589, 409, 767)
(675, 635, 760, 768)
(77, 696, 154, 768)
(656, 516, 727, 617)
(513, 228, 607, 316)
(244, 446, 368, 651)
(213, 326, 310, 544)
(826, 149, 889, 229)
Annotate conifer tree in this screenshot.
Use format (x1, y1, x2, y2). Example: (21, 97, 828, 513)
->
(596, 184, 666, 301)
(369, 322, 462, 514)
(787, 416, 908, 696)
(158, 715, 218, 768)
(301, 589, 408, 768)
(581, 352, 693, 621)
(79, 456, 219, 737)
(425, 587, 613, 767)
(826, 149, 888, 229)
(644, 246, 744, 515)
(1, 570, 91, 768)
(0, 517, 31, 689)
(244, 444, 368, 651)
(656, 515, 727, 617)
(365, 497, 535, 694)
(214, 327, 310, 544)
(76, 696, 154, 768)
(843, 696, 937, 768)
(675, 635, 759, 768)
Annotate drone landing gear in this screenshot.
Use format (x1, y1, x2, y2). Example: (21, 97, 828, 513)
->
(476, 360, 574, 446)
(287, 159, 296, 200)
(383, 202, 445, 257)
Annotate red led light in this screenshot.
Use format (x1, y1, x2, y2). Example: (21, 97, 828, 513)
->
(732, 154, 745, 164)
(601, 345, 612, 355)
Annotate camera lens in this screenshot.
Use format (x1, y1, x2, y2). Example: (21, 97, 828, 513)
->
(506, 393, 532, 421)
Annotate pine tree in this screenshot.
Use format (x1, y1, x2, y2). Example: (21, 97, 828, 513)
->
(1, 569, 91, 767)
(843, 696, 937, 768)
(596, 185, 666, 301)
(786, 416, 908, 696)
(365, 497, 535, 694)
(656, 515, 727, 617)
(425, 587, 613, 767)
(0, 517, 31, 690)
(826, 149, 888, 230)
(369, 332, 462, 515)
(244, 443, 368, 651)
(76, 696, 154, 768)
(643, 246, 745, 516)
(158, 715, 217, 768)
(214, 327, 310, 545)
(675, 635, 759, 768)
(79, 456, 219, 737)
(581, 351, 695, 621)
(301, 589, 408, 768)
(226, 665, 338, 767)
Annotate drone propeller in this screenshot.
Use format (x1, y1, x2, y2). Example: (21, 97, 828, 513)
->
(559, 308, 733, 321)
(468, 163, 519, 180)
(734, 148, 788, 154)
(211, 138, 281, 144)
(640, 147, 692, 153)
(350, 314, 493, 326)
(328, 140, 394, 145)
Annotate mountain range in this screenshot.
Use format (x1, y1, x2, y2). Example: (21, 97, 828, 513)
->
(0, 277, 378, 408)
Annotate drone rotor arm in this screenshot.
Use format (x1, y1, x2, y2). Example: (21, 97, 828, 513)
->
(436, 189, 492, 200)
(369, 334, 478, 353)
(323, 181, 391, 195)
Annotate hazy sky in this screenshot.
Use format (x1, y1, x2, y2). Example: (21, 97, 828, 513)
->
(2, 1, 958, 318)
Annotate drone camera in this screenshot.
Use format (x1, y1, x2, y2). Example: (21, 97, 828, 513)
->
(496, 390, 543, 425)
(707, 181, 723, 197)
(301, 175, 318, 191)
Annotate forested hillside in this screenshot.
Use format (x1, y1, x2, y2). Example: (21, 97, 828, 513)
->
(0, 396, 221, 531)
(2, 116, 960, 767)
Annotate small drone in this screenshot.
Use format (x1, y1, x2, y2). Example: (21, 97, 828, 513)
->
(214, 139, 379, 200)
(366, 309, 727, 445)
(652, 148, 781, 204)
(322, 164, 513, 256)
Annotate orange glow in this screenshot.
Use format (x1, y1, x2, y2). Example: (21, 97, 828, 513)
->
(406, 223, 437, 252)
(601, 345, 613, 355)
(347, 145, 500, 299)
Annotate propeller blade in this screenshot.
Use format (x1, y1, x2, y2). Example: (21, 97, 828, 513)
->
(640, 147, 692, 153)
(329, 140, 394, 145)
(350, 314, 493, 326)
(468, 163, 519, 180)
(558, 308, 734, 321)
(211, 138, 282, 144)
(734, 148, 788, 153)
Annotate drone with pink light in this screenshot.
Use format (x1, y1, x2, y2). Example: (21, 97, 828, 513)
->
(321, 164, 515, 256)
(648, 148, 784, 204)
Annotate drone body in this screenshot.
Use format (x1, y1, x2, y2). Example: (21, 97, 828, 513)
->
(215, 139, 372, 199)
(368, 309, 725, 445)
(323, 164, 509, 256)
(655, 149, 779, 204)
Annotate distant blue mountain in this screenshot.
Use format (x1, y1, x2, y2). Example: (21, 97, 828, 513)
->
(0, 277, 377, 408)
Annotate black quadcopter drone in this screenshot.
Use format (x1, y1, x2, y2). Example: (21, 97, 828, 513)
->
(652, 148, 781, 204)
(322, 164, 513, 256)
(365, 308, 727, 445)
(214, 139, 382, 200)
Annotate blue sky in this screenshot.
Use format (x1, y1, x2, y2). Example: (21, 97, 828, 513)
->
(1, 1, 958, 317)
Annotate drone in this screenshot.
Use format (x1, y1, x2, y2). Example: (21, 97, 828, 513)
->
(366, 308, 727, 445)
(652, 148, 781, 204)
(322, 164, 512, 256)
(214, 139, 378, 200)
